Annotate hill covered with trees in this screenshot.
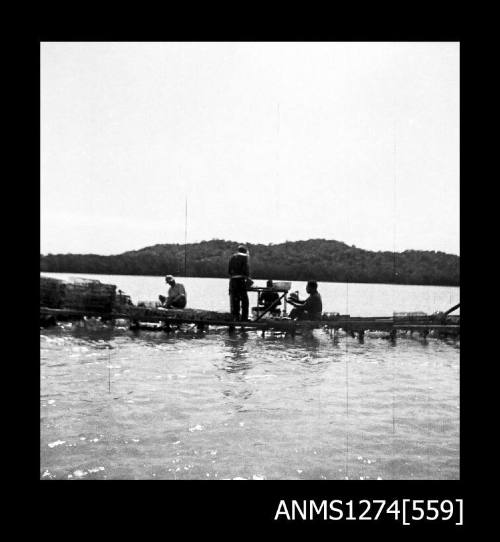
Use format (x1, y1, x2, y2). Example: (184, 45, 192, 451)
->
(40, 239, 459, 286)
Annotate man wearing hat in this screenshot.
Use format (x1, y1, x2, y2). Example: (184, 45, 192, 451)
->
(159, 275, 187, 309)
(228, 245, 251, 321)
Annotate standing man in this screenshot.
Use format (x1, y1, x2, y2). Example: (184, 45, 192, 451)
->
(228, 245, 251, 321)
(159, 275, 187, 309)
(287, 280, 322, 320)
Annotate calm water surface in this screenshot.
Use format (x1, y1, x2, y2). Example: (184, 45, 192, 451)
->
(40, 273, 460, 480)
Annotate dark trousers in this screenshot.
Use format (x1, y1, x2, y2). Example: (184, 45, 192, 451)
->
(159, 295, 186, 309)
(289, 307, 305, 320)
(229, 278, 249, 321)
(169, 296, 186, 309)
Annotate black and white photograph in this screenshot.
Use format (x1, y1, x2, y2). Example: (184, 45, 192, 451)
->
(40, 41, 460, 485)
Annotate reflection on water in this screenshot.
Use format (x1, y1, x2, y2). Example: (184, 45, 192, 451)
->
(220, 334, 254, 409)
(224, 333, 251, 369)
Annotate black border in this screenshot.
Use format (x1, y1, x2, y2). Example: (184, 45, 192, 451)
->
(34, 28, 469, 533)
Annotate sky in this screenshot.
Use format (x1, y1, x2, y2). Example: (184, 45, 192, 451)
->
(41, 42, 459, 256)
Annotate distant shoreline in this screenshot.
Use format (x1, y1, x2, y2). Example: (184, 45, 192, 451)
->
(40, 238, 460, 288)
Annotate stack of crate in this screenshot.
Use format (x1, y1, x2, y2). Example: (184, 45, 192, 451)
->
(393, 311, 428, 323)
(62, 278, 116, 313)
(40, 276, 65, 308)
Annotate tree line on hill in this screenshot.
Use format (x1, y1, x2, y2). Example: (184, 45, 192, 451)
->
(40, 238, 459, 286)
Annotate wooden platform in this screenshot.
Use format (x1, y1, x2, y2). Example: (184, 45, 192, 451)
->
(40, 305, 460, 338)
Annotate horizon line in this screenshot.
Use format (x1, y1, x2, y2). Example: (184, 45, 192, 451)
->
(40, 237, 460, 258)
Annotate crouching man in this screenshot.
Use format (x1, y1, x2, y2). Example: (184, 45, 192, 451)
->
(159, 275, 187, 309)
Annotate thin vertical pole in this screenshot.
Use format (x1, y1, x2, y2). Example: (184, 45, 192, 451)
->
(108, 347, 111, 394)
(393, 120, 397, 283)
(184, 197, 188, 277)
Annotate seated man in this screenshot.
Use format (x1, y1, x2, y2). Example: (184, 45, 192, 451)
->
(159, 275, 187, 309)
(286, 280, 322, 321)
(257, 279, 281, 316)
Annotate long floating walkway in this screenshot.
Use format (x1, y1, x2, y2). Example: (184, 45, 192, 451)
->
(40, 306, 460, 339)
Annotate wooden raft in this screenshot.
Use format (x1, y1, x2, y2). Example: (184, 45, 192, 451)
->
(40, 305, 459, 338)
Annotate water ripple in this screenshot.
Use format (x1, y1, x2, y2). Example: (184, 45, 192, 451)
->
(40, 319, 459, 480)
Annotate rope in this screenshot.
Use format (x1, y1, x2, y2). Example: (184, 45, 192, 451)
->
(184, 198, 188, 277)
(393, 131, 397, 279)
(344, 230, 350, 479)
(391, 117, 398, 479)
(108, 347, 111, 394)
(344, 307, 349, 479)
